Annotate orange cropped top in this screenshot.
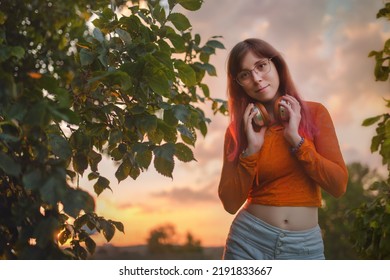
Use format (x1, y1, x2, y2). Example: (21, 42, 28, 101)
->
(218, 101, 348, 214)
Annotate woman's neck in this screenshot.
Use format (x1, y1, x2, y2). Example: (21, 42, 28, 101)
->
(263, 93, 282, 120)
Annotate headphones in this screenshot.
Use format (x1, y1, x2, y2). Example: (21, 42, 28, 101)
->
(252, 96, 290, 127)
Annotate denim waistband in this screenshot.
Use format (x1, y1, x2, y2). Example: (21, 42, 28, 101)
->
(223, 208, 325, 260)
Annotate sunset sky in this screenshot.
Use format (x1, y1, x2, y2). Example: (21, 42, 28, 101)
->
(80, 0, 390, 248)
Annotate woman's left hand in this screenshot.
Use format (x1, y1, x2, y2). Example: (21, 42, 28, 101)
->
(279, 94, 302, 146)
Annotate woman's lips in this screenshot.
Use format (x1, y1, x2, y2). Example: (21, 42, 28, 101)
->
(256, 84, 270, 93)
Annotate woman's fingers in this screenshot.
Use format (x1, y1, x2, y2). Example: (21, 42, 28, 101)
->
(280, 95, 301, 119)
(244, 103, 255, 129)
(281, 95, 300, 110)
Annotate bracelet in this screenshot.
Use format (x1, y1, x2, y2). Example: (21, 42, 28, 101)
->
(290, 137, 304, 154)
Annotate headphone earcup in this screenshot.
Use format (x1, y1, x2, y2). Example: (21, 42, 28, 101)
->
(252, 103, 271, 127)
(274, 97, 290, 123)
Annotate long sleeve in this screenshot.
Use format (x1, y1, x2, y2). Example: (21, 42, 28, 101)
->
(295, 103, 348, 197)
(218, 128, 258, 214)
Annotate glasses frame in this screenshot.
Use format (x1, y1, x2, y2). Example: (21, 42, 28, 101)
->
(235, 57, 273, 86)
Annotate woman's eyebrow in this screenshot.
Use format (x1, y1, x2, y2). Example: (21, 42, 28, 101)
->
(240, 59, 267, 71)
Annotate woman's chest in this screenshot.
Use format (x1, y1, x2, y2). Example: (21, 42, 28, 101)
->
(257, 128, 298, 178)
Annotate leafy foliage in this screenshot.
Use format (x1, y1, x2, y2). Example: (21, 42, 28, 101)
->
(0, 0, 225, 259)
(348, 1, 390, 259)
(368, 2, 390, 81)
(319, 163, 381, 259)
(146, 223, 203, 256)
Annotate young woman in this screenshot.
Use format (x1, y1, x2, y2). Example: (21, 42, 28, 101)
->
(218, 38, 348, 260)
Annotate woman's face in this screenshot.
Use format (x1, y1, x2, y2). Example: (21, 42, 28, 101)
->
(238, 50, 280, 103)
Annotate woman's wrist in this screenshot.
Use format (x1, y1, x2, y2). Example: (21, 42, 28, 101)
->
(290, 136, 305, 154)
(286, 133, 302, 147)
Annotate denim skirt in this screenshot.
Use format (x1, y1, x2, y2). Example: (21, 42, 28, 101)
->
(223, 209, 325, 260)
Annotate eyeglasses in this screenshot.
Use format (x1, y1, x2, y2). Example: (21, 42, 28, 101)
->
(236, 58, 273, 86)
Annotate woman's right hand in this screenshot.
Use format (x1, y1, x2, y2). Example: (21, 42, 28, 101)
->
(243, 103, 267, 156)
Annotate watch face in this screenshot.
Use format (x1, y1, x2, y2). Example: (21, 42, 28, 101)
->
(252, 107, 265, 126)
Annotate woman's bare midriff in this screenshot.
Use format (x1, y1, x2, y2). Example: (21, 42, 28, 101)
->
(244, 203, 318, 231)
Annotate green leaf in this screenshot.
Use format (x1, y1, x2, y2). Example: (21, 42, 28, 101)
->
(49, 107, 80, 125)
(135, 149, 152, 170)
(63, 189, 95, 218)
(23, 169, 43, 191)
(48, 134, 72, 160)
(148, 127, 164, 144)
(88, 171, 100, 181)
(0, 11, 6, 25)
(371, 134, 383, 153)
(368, 50, 379, 57)
(199, 120, 208, 137)
(88, 149, 102, 172)
(118, 143, 128, 154)
(79, 48, 95, 66)
(93, 176, 111, 196)
(206, 39, 225, 49)
(202, 62, 217, 76)
(58, 228, 72, 245)
(144, 65, 171, 96)
(110, 220, 125, 233)
(10, 46, 25, 60)
(173, 104, 191, 123)
(174, 60, 197, 86)
(70, 130, 91, 150)
(115, 28, 132, 44)
(167, 33, 186, 53)
(73, 153, 89, 176)
(154, 51, 175, 79)
(0, 152, 21, 176)
(129, 163, 141, 180)
(101, 220, 115, 242)
(93, 28, 105, 43)
(178, 124, 196, 146)
(98, 48, 108, 67)
(115, 160, 131, 182)
(53, 88, 71, 108)
(153, 143, 175, 178)
(362, 115, 382, 126)
(154, 156, 174, 178)
(109, 129, 123, 146)
(200, 83, 210, 98)
(85, 237, 96, 255)
(199, 52, 210, 63)
(74, 214, 88, 230)
(137, 114, 158, 134)
(158, 120, 177, 143)
(152, 3, 166, 23)
(157, 39, 172, 53)
(164, 109, 178, 126)
(177, 0, 203, 11)
(175, 142, 195, 162)
(40, 171, 67, 205)
(167, 13, 191, 31)
(371, 134, 383, 154)
(25, 102, 48, 126)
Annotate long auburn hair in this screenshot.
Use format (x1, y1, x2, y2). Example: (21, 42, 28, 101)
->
(226, 38, 317, 162)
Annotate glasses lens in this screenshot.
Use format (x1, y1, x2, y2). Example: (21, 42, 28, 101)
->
(237, 59, 271, 85)
(256, 60, 270, 74)
(237, 72, 250, 84)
